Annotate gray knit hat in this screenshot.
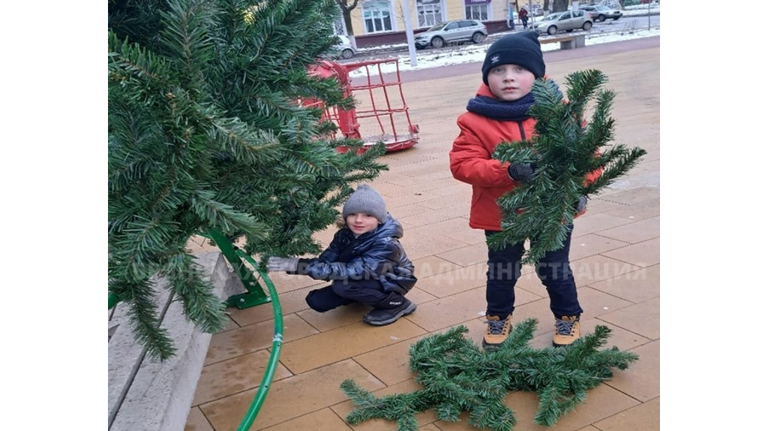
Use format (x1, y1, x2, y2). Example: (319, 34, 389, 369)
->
(342, 184, 387, 224)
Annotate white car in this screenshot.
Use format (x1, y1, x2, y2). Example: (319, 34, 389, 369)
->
(333, 35, 356, 60)
(414, 19, 488, 49)
(580, 5, 623, 21)
(534, 10, 593, 35)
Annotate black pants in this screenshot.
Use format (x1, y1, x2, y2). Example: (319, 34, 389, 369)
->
(522, 17, 529, 29)
(305, 279, 397, 312)
(484, 227, 583, 320)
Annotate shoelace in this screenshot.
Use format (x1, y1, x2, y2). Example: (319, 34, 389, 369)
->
(555, 318, 576, 335)
(486, 319, 507, 335)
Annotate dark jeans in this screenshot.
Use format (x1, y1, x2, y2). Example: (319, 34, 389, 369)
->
(484, 227, 583, 320)
(305, 279, 393, 312)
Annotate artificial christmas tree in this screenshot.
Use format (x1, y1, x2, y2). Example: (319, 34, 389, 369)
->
(108, 0, 386, 360)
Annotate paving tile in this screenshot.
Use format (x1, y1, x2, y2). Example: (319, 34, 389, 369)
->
(297, 302, 370, 332)
(200, 360, 385, 431)
(599, 186, 660, 207)
(193, 350, 293, 406)
(601, 237, 660, 268)
(265, 270, 327, 293)
(572, 212, 635, 236)
(570, 255, 643, 286)
(388, 202, 436, 219)
(412, 255, 462, 278)
(588, 264, 660, 304)
(398, 204, 473, 227)
(577, 198, 628, 216)
(184, 407, 214, 431)
(400, 225, 474, 260)
(415, 262, 487, 298)
(204, 314, 318, 365)
(425, 218, 486, 245)
(528, 317, 651, 351)
(278, 319, 427, 374)
(604, 340, 660, 403)
(605, 199, 660, 221)
(218, 316, 240, 332)
(437, 243, 490, 267)
(511, 287, 634, 340)
(593, 396, 660, 431)
(598, 298, 660, 341)
(597, 216, 659, 244)
(259, 408, 351, 431)
(352, 333, 432, 385)
(407, 287, 440, 304)
(406, 287, 494, 332)
(228, 286, 317, 327)
(568, 234, 631, 261)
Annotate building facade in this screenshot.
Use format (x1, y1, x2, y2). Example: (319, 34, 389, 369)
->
(344, 0, 541, 48)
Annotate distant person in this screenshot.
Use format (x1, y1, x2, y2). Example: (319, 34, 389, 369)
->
(267, 184, 418, 326)
(519, 7, 529, 29)
(449, 32, 602, 349)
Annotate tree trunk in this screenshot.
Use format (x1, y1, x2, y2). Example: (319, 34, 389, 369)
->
(552, 0, 569, 12)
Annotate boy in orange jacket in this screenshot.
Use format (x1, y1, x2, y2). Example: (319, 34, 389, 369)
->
(449, 32, 593, 349)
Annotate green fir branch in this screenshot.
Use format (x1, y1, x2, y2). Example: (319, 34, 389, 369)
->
(491, 69, 647, 264)
(342, 319, 638, 430)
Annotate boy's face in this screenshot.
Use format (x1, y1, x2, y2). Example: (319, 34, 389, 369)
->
(346, 213, 379, 236)
(487, 64, 535, 102)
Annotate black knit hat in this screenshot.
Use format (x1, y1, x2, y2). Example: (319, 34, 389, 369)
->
(481, 31, 545, 85)
(342, 184, 387, 224)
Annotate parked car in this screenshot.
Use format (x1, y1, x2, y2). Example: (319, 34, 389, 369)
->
(533, 10, 593, 35)
(414, 19, 488, 49)
(579, 5, 622, 21)
(333, 35, 356, 59)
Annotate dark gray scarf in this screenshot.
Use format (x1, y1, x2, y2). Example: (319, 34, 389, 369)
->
(466, 80, 562, 122)
(466, 93, 536, 122)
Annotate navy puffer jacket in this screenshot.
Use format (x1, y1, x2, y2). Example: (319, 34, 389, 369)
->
(293, 214, 417, 295)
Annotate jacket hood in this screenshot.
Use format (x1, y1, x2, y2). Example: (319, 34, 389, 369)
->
(364, 214, 403, 239)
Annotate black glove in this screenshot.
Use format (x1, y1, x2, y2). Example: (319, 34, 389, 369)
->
(266, 257, 299, 272)
(508, 163, 537, 182)
(574, 195, 588, 213)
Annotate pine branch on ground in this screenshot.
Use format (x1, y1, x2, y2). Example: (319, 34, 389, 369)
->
(341, 320, 638, 430)
(489, 69, 647, 265)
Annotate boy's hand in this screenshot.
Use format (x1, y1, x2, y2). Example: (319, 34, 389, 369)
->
(574, 195, 588, 213)
(267, 257, 299, 272)
(508, 163, 537, 182)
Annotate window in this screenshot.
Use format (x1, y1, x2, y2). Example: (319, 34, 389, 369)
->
(417, 0, 443, 28)
(362, 0, 393, 34)
(465, 3, 489, 21)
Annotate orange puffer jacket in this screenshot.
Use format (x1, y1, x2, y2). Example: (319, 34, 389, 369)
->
(449, 83, 600, 231)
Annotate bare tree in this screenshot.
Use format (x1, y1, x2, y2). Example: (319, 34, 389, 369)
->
(335, 0, 360, 35)
(552, 0, 569, 12)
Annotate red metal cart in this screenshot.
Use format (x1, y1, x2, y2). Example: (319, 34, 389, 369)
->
(306, 58, 419, 153)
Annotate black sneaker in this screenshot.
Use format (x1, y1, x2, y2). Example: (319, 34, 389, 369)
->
(363, 298, 417, 326)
